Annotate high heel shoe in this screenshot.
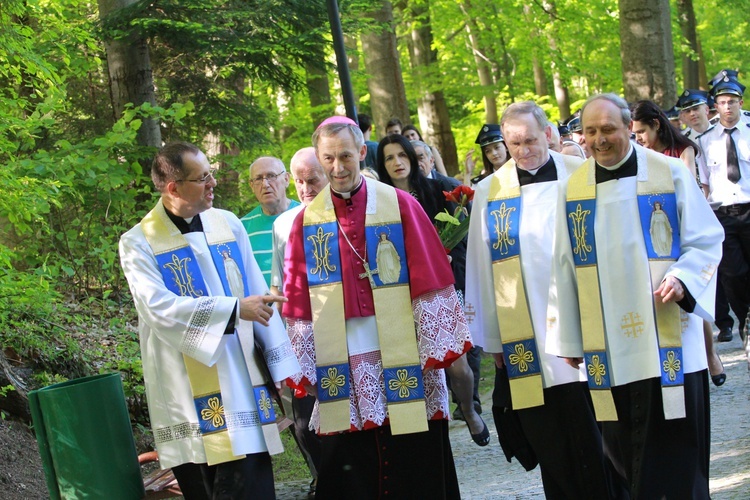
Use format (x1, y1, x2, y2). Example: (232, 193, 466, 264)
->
(710, 356, 726, 387)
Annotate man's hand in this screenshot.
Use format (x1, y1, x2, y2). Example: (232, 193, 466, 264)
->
(239, 293, 288, 326)
(654, 275, 684, 303)
(562, 357, 583, 369)
(492, 352, 505, 369)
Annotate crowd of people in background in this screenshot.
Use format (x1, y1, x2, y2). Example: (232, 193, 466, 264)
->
(118, 68, 748, 499)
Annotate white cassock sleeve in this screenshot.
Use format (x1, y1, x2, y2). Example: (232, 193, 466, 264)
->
(464, 175, 503, 353)
(663, 159, 724, 322)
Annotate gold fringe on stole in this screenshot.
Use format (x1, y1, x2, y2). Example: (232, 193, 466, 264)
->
(142, 204, 243, 465)
(566, 161, 618, 421)
(487, 164, 544, 409)
(370, 185, 428, 435)
(638, 150, 685, 420)
(304, 190, 351, 433)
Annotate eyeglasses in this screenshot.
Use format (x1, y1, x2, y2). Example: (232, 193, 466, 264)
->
(716, 99, 740, 108)
(251, 171, 286, 186)
(176, 168, 217, 184)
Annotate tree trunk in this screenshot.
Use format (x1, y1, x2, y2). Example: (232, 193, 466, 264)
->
(97, 0, 161, 155)
(360, 1, 410, 138)
(407, 1, 458, 175)
(618, 0, 677, 107)
(552, 70, 571, 119)
(460, 3, 498, 124)
(675, 0, 700, 90)
(532, 56, 548, 97)
(305, 56, 333, 129)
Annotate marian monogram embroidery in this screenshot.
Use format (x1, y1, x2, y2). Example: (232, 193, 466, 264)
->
(163, 253, 203, 297)
(568, 203, 592, 262)
(490, 202, 517, 255)
(307, 226, 337, 281)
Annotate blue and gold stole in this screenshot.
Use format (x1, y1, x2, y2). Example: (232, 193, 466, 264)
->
(141, 203, 280, 464)
(486, 156, 580, 409)
(303, 181, 428, 435)
(566, 149, 685, 421)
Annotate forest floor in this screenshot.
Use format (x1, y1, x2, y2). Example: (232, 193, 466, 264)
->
(1, 335, 748, 499)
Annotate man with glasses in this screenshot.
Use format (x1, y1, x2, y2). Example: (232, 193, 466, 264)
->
(697, 71, 750, 343)
(241, 157, 299, 286)
(119, 142, 300, 498)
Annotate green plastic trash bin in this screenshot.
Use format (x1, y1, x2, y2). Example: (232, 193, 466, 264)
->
(28, 372, 145, 499)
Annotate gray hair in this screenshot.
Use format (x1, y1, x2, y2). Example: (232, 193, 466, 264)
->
(289, 147, 323, 177)
(581, 93, 631, 127)
(500, 101, 549, 132)
(410, 140, 432, 158)
(312, 122, 365, 150)
(548, 121, 560, 142)
(249, 156, 286, 177)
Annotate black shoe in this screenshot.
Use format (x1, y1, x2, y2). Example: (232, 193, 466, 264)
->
(717, 327, 733, 342)
(452, 406, 465, 421)
(474, 401, 482, 415)
(711, 372, 727, 386)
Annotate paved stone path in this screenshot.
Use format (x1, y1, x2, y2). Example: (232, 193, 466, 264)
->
(277, 337, 749, 499)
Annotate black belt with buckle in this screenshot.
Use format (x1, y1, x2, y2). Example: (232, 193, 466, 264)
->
(717, 203, 750, 215)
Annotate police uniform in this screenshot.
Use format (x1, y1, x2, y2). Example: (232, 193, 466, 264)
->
(677, 89, 711, 140)
(471, 124, 505, 185)
(696, 71, 750, 341)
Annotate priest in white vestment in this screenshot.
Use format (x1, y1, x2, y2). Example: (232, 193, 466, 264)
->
(465, 101, 616, 498)
(120, 142, 301, 499)
(548, 94, 723, 499)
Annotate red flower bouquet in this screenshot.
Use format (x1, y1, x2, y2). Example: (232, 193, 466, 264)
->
(435, 185, 474, 252)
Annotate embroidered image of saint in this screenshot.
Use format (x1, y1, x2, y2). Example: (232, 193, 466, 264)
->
(375, 232, 401, 284)
(221, 250, 245, 298)
(649, 201, 673, 257)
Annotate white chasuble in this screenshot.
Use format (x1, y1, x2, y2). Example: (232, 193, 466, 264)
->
(548, 145, 724, 386)
(465, 152, 585, 388)
(120, 206, 300, 469)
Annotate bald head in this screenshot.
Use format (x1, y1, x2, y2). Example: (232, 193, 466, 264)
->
(290, 147, 328, 205)
(249, 156, 290, 215)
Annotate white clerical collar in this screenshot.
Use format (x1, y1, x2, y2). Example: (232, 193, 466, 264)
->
(599, 144, 634, 171)
(331, 176, 364, 200)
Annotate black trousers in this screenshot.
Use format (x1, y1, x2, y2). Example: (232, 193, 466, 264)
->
(315, 420, 460, 500)
(171, 452, 275, 500)
(603, 371, 710, 500)
(291, 394, 322, 477)
(716, 206, 750, 331)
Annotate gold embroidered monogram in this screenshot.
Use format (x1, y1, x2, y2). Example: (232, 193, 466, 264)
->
(307, 226, 337, 281)
(163, 253, 203, 297)
(568, 203, 593, 262)
(490, 202, 517, 255)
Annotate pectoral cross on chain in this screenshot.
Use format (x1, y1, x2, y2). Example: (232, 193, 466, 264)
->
(359, 261, 378, 288)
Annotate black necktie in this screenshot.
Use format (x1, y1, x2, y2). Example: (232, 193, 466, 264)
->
(726, 127, 740, 183)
